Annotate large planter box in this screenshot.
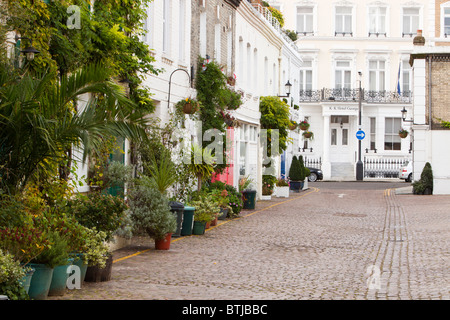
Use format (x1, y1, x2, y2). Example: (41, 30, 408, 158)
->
(289, 181, 304, 192)
(276, 186, 289, 198)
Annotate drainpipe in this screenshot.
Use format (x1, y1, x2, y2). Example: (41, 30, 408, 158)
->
(428, 55, 432, 129)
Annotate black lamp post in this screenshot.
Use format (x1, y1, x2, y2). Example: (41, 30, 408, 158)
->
(15, 35, 40, 61)
(278, 80, 292, 98)
(356, 71, 364, 181)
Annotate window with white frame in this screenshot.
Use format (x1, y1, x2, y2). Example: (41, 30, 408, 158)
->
(299, 60, 313, 97)
(402, 7, 420, 37)
(384, 118, 401, 151)
(214, 24, 221, 63)
(335, 6, 353, 36)
(162, 0, 171, 54)
(401, 60, 412, 97)
(370, 117, 376, 151)
(296, 7, 314, 35)
(443, 7, 450, 37)
(369, 60, 386, 92)
(368, 6, 387, 37)
(178, 0, 185, 61)
(335, 60, 352, 97)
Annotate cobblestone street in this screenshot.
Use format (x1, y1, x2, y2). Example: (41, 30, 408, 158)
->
(51, 182, 450, 300)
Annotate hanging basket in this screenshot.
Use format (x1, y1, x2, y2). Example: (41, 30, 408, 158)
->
(303, 131, 313, 139)
(289, 123, 297, 130)
(299, 123, 310, 131)
(399, 132, 408, 138)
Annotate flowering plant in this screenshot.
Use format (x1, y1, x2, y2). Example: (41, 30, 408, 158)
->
(262, 175, 277, 195)
(175, 97, 200, 114)
(276, 178, 289, 187)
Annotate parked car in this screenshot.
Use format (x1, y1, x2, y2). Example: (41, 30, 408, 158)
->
(399, 161, 413, 182)
(307, 167, 323, 182)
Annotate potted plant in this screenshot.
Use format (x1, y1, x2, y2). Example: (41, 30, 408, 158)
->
(188, 194, 220, 235)
(128, 182, 177, 250)
(275, 178, 290, 198)
(299, 120, 310, 131)
(288, 156, 305, 192)
(399, 128, 409, 138)
(66, 191, 127, 281)
(0, 249, 29, 300)
(262, 175, 276, 200)
(239, 176, 256, 209)
(176, 97, 200, 115)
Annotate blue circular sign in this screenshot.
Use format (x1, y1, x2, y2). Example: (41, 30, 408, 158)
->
(356, 130, 366, 140)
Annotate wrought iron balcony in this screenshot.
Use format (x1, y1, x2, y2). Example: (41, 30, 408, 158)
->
(298, 88, 412, 104)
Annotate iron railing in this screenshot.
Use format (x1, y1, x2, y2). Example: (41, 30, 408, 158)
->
(364, 156, 410, 178)
(299, 88, 412, 104)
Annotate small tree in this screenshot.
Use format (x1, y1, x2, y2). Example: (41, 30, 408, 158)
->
(288, 156, 303, 182)
(413, 162, 433, 195)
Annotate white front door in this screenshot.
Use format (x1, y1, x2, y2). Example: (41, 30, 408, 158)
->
(329, 116, 351, 163)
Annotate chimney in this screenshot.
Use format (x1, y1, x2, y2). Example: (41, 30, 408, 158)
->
(413, 29, 425, 46)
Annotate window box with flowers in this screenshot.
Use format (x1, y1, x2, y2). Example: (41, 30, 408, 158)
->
(275, 178, 290, 198)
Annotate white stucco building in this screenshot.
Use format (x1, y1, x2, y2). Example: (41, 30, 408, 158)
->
(269, 0, 438, 180)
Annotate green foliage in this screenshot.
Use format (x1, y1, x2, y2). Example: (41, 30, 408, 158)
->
(66, 192, 127, 242)
(259, 96, 292, 156)
(128, 182, 176, 241)
(184, 143, 215, 191)
(413, 162, 433, 195)
(0, 62, 148, 194)
(82, 228, 109, 268)
(142, 149, 178, 195)
(0, 249, 28, 300)
(201, 181, 243, 217)
(31, 231, 70, 268)
(284, 29, 298, 41)
(195, 57, 243, 173)
(288, 156, 305, 182)
(262, 175, 277, 195)
(188, 194, 220, 223)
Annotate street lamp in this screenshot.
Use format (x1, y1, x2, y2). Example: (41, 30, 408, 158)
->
(401, 106, 413, 122)
(15, 35, 40, 61)
(356, 71, 364, 181)
(278, 80, 292, 98)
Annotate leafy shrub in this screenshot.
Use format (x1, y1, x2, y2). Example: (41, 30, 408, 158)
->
(82, 228, 110, 268)
(188, 194, 220, 223)
(0, 249, 28, 300)
(128, 182, 176, 241)
(262, 175, 277, 195)
(202, 181, 243, 217)
(67, 192, 127, 241)
(31, 231, 70, 268)
(413, 162, 433, 195)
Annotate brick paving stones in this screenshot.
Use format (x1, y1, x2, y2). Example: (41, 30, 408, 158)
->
(49, 182, 450, 300)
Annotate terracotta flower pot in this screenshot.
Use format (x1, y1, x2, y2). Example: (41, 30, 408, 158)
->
(155, 233, 173, 250)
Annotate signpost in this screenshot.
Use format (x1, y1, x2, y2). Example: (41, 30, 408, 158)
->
(356, 130, 365, 140)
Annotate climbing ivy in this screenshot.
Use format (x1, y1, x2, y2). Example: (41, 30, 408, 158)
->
(194, 57, 243, 173)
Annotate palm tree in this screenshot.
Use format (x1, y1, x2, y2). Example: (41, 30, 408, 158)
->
(0, 63, 149, 194)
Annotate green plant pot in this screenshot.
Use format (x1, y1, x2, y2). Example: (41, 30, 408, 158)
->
(192, 221, 206, 235)
(242, 190, 256, 209)
(27, 263, 54, 300)
(48, 258, 73, 296)
(19, 266, 35, 294)
(73, 254, 88, 285)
